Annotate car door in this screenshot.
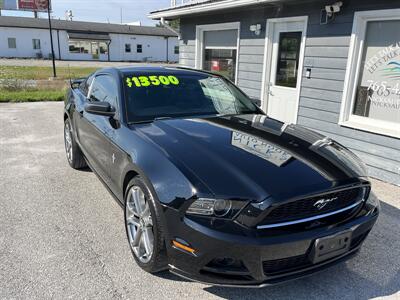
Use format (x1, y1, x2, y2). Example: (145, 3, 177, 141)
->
(77, 74, 119, 183)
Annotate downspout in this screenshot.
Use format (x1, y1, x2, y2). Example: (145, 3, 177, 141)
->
(107, 40, 111, 62)
(56, 29, 61, 60)
(166, 37, 169, 63)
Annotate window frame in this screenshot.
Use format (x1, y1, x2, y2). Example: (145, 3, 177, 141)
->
(195, 22, 240, 83)
(125, 43, 131, 53)
(8, 37, 16, 49)
(32, 39, 41, 50)
(136, 44, 143, 53)
(339, 8, 400, 138)
(174, 45, 179, 54)
(88, 74, 119, 111)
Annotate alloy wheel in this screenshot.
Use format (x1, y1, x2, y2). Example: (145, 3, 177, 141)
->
(126, 186, 154, 263)
(64, 122, 73, 163)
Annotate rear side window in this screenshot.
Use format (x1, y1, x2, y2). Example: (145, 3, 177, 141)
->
(89, 75, 118, 108)
(79, 75, 94, 96)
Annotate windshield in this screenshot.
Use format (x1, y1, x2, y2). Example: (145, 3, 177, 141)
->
(124, 72, 259, 123)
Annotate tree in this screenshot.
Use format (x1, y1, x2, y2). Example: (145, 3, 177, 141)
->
(155, 19, 180, 30)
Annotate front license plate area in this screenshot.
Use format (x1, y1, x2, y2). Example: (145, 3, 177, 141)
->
(310, 231, 352, 264)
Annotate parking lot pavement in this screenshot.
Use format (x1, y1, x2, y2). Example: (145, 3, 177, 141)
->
(0, 102, 399, 300)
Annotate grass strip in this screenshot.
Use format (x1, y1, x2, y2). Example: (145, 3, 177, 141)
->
(0, 89, 65, 102)
(0, 66, 97, 80)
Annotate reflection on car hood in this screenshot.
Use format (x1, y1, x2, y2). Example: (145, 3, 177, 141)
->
(136, 114, 366, 202)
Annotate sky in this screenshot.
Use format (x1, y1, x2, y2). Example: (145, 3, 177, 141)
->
(1, 0, 171, 25)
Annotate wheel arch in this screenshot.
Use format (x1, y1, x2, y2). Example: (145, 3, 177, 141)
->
(123, 170, 139, 197)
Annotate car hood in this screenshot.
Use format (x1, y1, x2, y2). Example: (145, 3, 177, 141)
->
(135, 114, 366, 202)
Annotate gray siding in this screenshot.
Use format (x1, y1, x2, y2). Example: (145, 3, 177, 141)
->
(179, 0, 400, 185)
(178, 39, 195, 67)
(237, 38, 264, 98)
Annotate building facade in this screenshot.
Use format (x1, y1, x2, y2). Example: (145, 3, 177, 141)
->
(0, 16, 179, 62)
(150, 0, 400, 185)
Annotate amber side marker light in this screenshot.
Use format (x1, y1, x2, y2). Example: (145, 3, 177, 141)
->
(172, 240, 196, 254)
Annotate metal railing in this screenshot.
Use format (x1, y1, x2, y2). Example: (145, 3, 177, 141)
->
(170, 0, 211, 7)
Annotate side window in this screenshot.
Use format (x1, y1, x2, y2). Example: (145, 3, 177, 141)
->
(89, 75, 118, 108)
(79, 74, 94, 97)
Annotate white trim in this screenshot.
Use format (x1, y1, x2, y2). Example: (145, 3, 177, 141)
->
(149, 0, 291, 19)
(195, 22, 240, 83)
(257, 200, 363, 229)
(260, 16, 308, 124)
(339, 8, 400, 139)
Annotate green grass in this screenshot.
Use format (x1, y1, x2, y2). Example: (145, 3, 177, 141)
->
(0, 65, 98, 80)
(0, 89, 65, 102)
(0, 65, 96, 102)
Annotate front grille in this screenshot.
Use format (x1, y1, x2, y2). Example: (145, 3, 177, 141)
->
(263, 231, 369, 276)
(260, 187, 363, 226)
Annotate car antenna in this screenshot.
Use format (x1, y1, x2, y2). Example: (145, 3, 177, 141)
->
(68, 63, 72, 88)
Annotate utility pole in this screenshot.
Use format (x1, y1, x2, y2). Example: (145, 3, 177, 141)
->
(47, 0, 57, 78)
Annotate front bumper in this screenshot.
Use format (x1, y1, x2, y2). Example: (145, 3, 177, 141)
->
(163, 201, 379, 287)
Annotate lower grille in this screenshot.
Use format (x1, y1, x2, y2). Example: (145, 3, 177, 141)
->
(259, 187, 364, 227)
(263, 254, 310, 275)
(263, 230, 370, 276)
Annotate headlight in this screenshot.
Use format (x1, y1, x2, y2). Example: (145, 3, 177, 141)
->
(186, 198, 247, 219)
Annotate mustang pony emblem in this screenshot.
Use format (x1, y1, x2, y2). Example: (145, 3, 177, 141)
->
(313, 197, 338, 210)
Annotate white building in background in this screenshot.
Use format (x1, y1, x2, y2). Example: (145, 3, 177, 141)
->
(0, 16, 179, 62)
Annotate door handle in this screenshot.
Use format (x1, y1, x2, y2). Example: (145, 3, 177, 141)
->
(267, 82, 273, 96)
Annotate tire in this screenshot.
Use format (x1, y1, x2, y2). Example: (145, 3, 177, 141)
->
(124, 177, 168, 273)
(64, 118, 87, 169)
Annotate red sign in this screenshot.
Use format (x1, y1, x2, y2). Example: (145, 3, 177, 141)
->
(18, 0, 49, 11)
(211, 60, 220, 71)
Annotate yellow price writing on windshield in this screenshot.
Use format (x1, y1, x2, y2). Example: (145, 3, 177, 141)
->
(126, 75, 180, 88)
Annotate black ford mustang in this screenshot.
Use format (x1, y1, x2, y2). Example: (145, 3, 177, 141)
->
(64, 66, 379, 287)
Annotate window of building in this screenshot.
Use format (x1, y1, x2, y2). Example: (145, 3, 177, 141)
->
(275, 32, 302, 88)
(68, 40, 108, 55)
(125, 43, 131, 53)
(340, 9, 400, 138)
(8, 38, 16, 49)
(137, 44, 142, 53)
(196, 23, 239, 82)
(99, 42, 108, 54)
(32, 39, 41, 50)
(174, 45, 179, 54)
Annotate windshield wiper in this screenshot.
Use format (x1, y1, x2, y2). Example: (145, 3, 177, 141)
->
(153, 116, 172, 121)
(129, 116, 172, 125)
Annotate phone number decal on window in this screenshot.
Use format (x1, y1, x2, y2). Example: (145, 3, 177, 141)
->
(126, 75, 180, 87)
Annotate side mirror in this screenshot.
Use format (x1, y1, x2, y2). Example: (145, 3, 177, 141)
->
(84, 101, 115, 117)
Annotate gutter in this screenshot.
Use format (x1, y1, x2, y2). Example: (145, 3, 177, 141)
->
(149, 0, 289, 19)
